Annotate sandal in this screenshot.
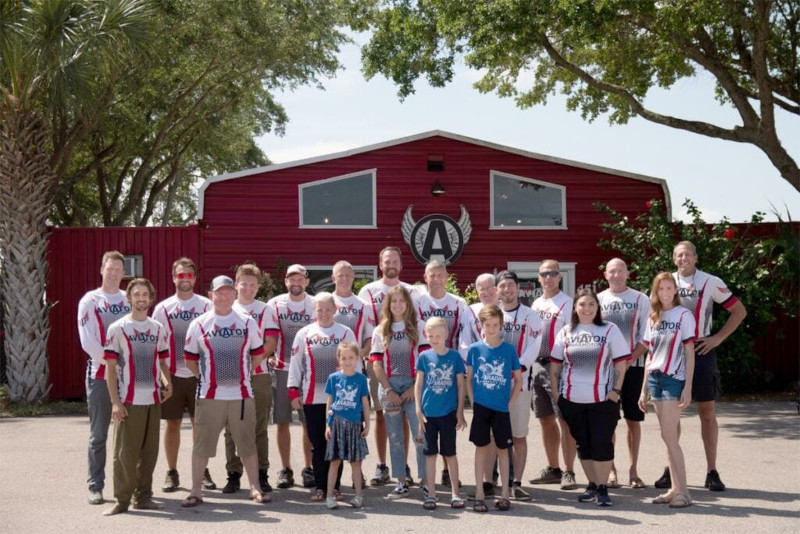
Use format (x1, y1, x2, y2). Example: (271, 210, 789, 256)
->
(450, 496, 465, 509)
(473, 499, 488, 513)
(332, 488, 343, 501)
(495, 497, 511, 511)
(180, 495, 203, 508)
(629, 477, 646, 489)
(669, 493, 693, 508)
(349, 495, 363, 508)
(652, 492, 675, 504)
(423, 497, 437, 511)
(606, 476, 621, 489)
(311, 489, 326, 502)
(251, 492, 271, 504)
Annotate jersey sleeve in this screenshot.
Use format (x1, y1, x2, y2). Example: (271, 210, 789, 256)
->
(680, 310, 697, 344)
(157, 323, 170, 359)
(103, 323, 122, 362)
(711, 275, 739, 308)
(457, 299, 480, 360)
(635, 293, 651, 345)
(183, 321, 201, 361)
(246, 316, 265, 357)
(369, 331, 386, 363)
(287, 328, 306, 390)
(518, 311, 542, 368)
(263, 299, 280, 338)
(607, 324, 632, 362)
(77, 294, 106, 367)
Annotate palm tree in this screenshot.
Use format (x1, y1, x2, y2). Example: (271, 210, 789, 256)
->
(0, 0, 150, 401)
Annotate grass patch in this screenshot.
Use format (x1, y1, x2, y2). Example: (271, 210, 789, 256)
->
(0, 400, 87, 418)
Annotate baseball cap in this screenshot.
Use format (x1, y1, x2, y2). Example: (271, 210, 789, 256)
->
(286, 264, 308, 277)
(495, 270, 519, 284)
(210, 275, 235, 291)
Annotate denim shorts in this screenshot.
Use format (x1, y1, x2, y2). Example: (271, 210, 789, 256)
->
(647, 371, 685, 401)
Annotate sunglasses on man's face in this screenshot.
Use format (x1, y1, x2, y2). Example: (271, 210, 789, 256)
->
(539, 271, 560, 278)
(176, 273, 195, 280)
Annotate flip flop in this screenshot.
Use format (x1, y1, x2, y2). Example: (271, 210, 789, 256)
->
(423, 497, 437, 511)
(629, 477, 646, 489)
(311, 489, 326, 502)
(181, 495, 203, 508)
(495, 497, 511, 511)
(473, 499, 488, 513)
(450, 496, 465, 508)
(251, 492, 271, 503)
(607, 478, 621, 489)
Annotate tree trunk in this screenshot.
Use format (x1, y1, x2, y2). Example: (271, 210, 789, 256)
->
(0, 106, 54, 402)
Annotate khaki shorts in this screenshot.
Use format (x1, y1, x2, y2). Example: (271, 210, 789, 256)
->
(509, 390, 533, 438)
(272, 370, 304, 425)
(160, 375, 197, 420)
(193, 398, 256, 458)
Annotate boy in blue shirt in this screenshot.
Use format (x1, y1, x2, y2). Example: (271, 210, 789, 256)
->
(466, 305, 522, 513)
(415, 318, 467, 510)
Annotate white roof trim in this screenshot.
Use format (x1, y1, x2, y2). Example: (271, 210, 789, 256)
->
(197, 130, 672, 219)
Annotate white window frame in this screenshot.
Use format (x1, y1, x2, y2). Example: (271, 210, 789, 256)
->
(298, 169, 377, 229)
(489, 170, 567, 230)
(122, 255, 143, 280)
(304, 265, 378, 293)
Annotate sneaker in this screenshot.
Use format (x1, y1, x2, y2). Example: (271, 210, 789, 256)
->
(162, 469, 179, 492)
(511, 482, 532, 501)
(202, 468, 217, 490)
(530, 466, 563, 484)
(277, 467, 294, 489)
(578, 483, 598, 503)
(482, 481, 495, 497)
(422, 484, 429, 499)
(132, 498, 163, 510)
(88, 490, 104, 505)
(326, 496, 338, 510)
(404, 464, 414, 486)
(705, 469, 726, 491)
(654, 466, 671, 489)
(596, 485, 612, 507)
(259, 469, 272, 493)
(301, 467, 315, 488)
(386, 483, 409, 500)
(222, 472, 241, 494)
(561, 470, 579, 490)
(441, 469, 451, 487)
(370, 464, 390, 486)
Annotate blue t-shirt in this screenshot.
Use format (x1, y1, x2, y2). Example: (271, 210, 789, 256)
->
(415, 348, 466, 417)
(325, 371, 369, 423)
(466, 340, 520, 413)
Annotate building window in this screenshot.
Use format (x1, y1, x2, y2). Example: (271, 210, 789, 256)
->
(299, 170, 376, 228)
(490, 171, 566, 229)
(304, 265, 377, 293)
(122, 255, 143, 279)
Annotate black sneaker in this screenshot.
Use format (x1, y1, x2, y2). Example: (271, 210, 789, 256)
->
(578, 482, 598, 503)
(654, 466, 671, 489)
(222, 472, 241, 494)
(386, 483, 409, 500)
(705, 469, 726, 491)
(482, 481, 495, 497)
(259, 469, 272, 493)
(405, 464, 414, 486)
(441, 469, 451, 487)
(596, 485, 612, 507)
(370, 464, 390, 486)
(162, 469, 179, 492)
(530, 466, 563, 484)
(301, 467, 315, 488)
(511, 482, 532, 501)
(276, 467, 294, 489)
(202, 468, 217, 490)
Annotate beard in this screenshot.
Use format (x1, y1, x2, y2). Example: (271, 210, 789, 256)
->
(289, 285, 304, 297)
(383, 267, 399, 280)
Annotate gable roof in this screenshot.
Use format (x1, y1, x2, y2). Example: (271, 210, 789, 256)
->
(197, 129, 671, 219)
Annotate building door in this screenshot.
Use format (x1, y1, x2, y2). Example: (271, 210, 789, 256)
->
(506, 261, 577, 307)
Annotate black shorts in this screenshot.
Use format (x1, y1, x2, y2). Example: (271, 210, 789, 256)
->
(620, 366, 645, 422)
(422, 410, 457, 457)
(160, 375, 197, 420)
(693, 350, 721, 402)
(469, 402, 513, 450)
(558, 396, 618, 462)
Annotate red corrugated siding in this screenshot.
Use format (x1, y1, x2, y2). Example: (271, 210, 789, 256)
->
(47, 226, 200, 399)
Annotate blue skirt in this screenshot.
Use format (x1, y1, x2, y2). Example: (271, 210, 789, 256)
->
(325, 414, 369, 462)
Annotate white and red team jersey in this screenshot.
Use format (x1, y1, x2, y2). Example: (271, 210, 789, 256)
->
(152, 294, 212, 378)
(184, 310, 265, 400)
(673, 269, 739, 338)
(642, 306, 696, 380)
(499, 305, 543, 391)
(78, 289, 130, 380)
(287, 322, 358, 405)
(369, 320, 430, 379)
(598, 288, 650, 367)
(358, 280, 421, 337)
(332, 293, 370, 346)
(531, 291, 572, 364)
(233, 300, 270, 375)
(103, 316, 169, 405)
(417, 292, 480, 360)
(550, 322, 631, 403)
(264, 293, 315, 371)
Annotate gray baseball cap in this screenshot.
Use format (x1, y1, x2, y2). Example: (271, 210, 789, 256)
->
(210, 275, 235, 291)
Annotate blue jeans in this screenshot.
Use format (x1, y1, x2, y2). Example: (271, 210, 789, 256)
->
(379, 376, 426, 482)
(648, 371, 685, 401)
(86, 377, 112, 491)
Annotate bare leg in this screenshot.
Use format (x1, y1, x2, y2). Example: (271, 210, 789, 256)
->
(328, 459, 342, 497)
(446, 455, 461, 500)
(497, 448, 511, 500)
(696, 400, 718, 471)
(425, 455, 437, 499)
(608, 431, 618, 485)
(653, 400, 688, 495)
(484, 443, 497, 484)
(163, 419, 182, 470)
(352, 462, 363, 496)
(277, 422, 291, 468)
(302, 424, 312, 468)
(626, 420, 642, 480)
(511, 437, 527, 483)
(242, 453, 267, 501)
(189, 454, 208, 499)
(374, 410, 387, 464)
(559, 417, 577, 471)
(474, 445, 488, 500)
(540, 414, 560, 468)
(580, 458, 597, 486)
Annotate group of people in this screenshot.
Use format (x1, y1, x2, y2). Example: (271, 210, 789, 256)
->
(77, 242, 745, 515)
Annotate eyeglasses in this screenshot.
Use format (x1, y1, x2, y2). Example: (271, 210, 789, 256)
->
(539, 271, 560, 278)
(176, 273, 195, 280)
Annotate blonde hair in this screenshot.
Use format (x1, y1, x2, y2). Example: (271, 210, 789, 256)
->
(337, 341, 360, 360)
(424, 316, 448, 335)
(649, 272, 681, 324)
(379, 286, 418, 347)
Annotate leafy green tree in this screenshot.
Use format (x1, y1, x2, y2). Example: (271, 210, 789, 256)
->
(0, 0, 151, 401)
(358, 0, 799, 191)
(596, 198, 798, 391)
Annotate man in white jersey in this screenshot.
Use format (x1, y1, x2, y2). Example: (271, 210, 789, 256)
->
(181, 275, 269, 507)
(102, 278, 171, 515)
(152, 257, 215, 493)
(660, 241, 747, 492)
(597, 258, 650, 489)
(529, 259, 579, 490)
(77, 250, 131, 505)
(222, 263, 273, 494)
(331, 260, 371, 349)
(264, 264, 315, 489)
(358, 246, 419, 485)
(495, 270, 542, 500)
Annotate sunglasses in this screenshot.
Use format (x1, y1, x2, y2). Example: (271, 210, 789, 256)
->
(539, 271, 560, 278)
(176, 273, 195, 280)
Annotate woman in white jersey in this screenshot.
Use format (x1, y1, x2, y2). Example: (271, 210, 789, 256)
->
(638, 272, 696, 509)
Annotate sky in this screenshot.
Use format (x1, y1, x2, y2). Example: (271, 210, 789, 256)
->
(255, 38, 800, 224)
